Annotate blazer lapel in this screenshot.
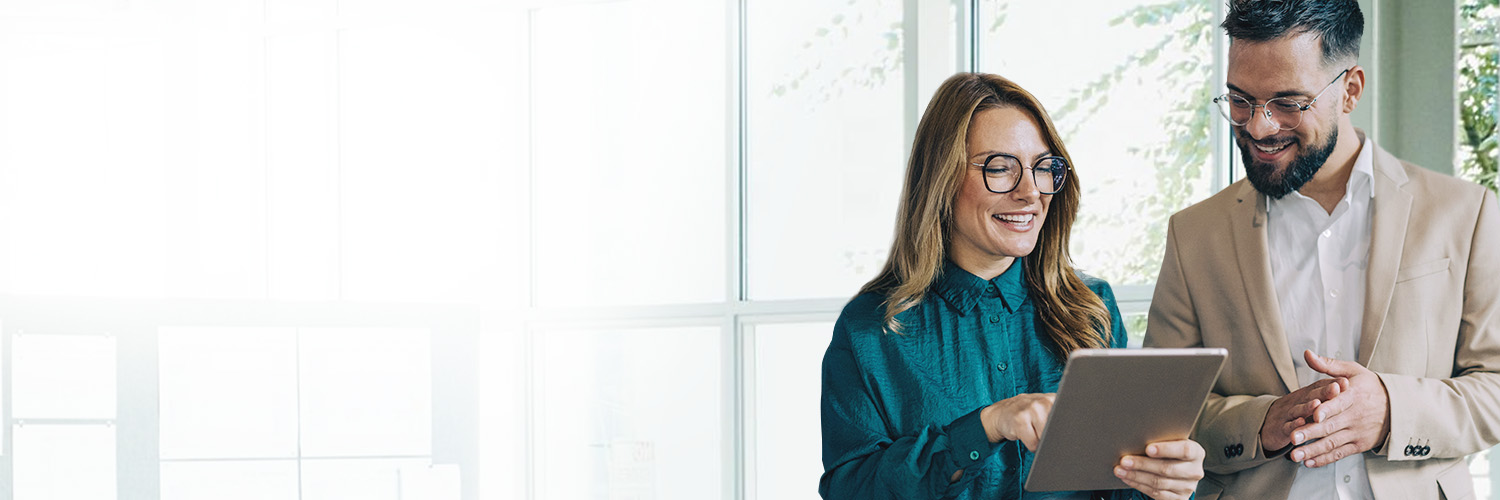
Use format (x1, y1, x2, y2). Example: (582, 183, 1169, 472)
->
(1231, 182, 1300, 393)
(1359, 144, 1412, 366)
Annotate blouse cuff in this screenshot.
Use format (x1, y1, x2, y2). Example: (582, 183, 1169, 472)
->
(943, 405, 996, 470)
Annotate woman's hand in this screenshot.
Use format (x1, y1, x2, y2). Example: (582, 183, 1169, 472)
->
(1114, 439, 1204, 500)
(979, 393, 1055, 450)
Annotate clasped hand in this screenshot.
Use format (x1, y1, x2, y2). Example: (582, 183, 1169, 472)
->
(1261, 350, 1391, 467)
(978, 394, 1204, 500)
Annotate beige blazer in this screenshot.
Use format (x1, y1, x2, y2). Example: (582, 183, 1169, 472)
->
(1144, 136, 1500, 500)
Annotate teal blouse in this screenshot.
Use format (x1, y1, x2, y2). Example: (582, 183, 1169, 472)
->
(819, 259, 1139, 500)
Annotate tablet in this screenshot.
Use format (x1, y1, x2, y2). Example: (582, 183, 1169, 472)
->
(1024, 347, 1227, 492)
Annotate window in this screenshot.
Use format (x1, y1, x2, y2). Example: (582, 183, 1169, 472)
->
(1, 1, 1488, 499)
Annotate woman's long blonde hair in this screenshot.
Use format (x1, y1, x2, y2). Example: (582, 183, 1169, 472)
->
(859, 72, 1110, 358)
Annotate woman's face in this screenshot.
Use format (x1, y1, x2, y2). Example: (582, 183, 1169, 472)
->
(949, 106, 1054, 278)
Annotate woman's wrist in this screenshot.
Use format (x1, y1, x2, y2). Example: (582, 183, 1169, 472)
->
(980, 404, 1004, 443)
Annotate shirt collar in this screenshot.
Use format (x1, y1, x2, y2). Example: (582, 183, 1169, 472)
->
(933, 258, 1028, 315)
(1351, 133, 1375, 199)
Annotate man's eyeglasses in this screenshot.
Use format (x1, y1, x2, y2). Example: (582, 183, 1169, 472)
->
(969, 154, 1069, 195)
(1212, 68, 1350, 131)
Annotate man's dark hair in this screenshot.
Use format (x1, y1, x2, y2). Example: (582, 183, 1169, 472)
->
(1221, 0, 1364, 66)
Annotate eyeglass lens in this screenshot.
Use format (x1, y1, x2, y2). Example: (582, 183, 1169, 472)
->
(981, 156, 1067, 194)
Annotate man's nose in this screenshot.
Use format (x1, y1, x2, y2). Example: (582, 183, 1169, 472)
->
(1244, 107, 1279, 141)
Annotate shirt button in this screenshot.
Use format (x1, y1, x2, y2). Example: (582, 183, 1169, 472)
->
(1343, 475, 1351, 483)
(1330, 289, 1340, 298)
(1322, 229, 1332, 238)
(988, 314, 1000, 324)
(997, 363, 1008, 371)
(1335, 350, 1343, 359)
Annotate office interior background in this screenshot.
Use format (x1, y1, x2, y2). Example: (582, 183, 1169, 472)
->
(0, 0, 1493, 499)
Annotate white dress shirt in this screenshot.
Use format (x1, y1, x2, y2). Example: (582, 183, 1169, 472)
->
(1266, 135, 1376, 500)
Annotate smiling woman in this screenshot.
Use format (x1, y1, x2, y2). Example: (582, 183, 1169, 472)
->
(819, 72, 1205, 500)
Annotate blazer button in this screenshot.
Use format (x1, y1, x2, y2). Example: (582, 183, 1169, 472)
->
(1404, 445, 1414, 456)
(1224, 445, 1234, 458)
(1422, 446, 1431, 456)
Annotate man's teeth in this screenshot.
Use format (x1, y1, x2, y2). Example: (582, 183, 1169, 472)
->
(994, 214, 1035, 223)
(1255, 142, 1289, 153)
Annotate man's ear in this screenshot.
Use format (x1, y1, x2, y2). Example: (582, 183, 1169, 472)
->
(1341, 64, 1365, 114)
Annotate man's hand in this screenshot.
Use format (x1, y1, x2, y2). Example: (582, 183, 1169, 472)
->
(1115, 439, 1205, 500)
(1261, 374, 1346, 453)
(980, 393, 1055, 450)
(1288, 350, 1391, 467)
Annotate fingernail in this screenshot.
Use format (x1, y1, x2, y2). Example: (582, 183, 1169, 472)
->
(1115, 467, 1126, 477)
(1294, 432, 1304, 444)
(1316, 412, 1324, 422)
(1292, 450, 1302, 461)
(1305, 460, 1315, 467)
(1147, 445, 1157, 455)
(1121, 458, 1134, 468)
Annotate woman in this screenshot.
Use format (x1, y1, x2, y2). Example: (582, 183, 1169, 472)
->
(819, 73, 1204, 500)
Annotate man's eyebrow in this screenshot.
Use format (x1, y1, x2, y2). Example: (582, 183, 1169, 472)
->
(1226, 82, 1314, 100)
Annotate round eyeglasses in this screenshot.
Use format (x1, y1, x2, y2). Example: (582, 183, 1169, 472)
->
(969, 154, 1069, 195)
(1212, 68, 1349, 131)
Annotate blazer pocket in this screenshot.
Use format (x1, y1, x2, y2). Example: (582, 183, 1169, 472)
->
(1438, 460, 1476, 500)
(1396, 258, 1451, 283)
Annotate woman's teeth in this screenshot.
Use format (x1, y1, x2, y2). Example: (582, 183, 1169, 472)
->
(994, 214, 1035, 223)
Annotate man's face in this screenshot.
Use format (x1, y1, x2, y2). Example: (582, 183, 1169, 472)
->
(1225, 32, 1348, 199)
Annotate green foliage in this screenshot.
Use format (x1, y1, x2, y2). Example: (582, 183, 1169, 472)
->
(1053, 0, 1216, 285)
(1460, 0, 1498, 193)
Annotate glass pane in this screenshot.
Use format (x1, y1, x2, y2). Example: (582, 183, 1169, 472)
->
(0, 31, 173, 298)
(529, 0, 728, 307)
(1473, 445, 1494, 500)
(266, 0, 335, 22)
(301, 458, 430, 500)
(299, 327, 432, 457)
(158, 327, 299, 459)
(339, 23, 515, 304)
(534, 325, 722, 500)
(399, 463, 462, 500)
(13, 424, 116, 500)
(478, 326, 525, 499)
(746, 0, 943, 300)
(751, 322, 834, 500)
(173, 15, 267, 300)
(266, 32, 340, 301)
(160, 460, 299, 500)
(1457, 0, 1497, 193)
(1123, 312, 1147, 348)
(979, 0, 1219, 286)
(12, 333, 116, 419)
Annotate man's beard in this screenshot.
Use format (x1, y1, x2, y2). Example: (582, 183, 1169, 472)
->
(1239, 127, 1337, 199)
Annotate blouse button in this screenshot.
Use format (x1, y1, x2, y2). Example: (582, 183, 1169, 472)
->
(997, 363, 1008, 371)
(988, 314, 1000, 324)
(970, 451, 981, 461)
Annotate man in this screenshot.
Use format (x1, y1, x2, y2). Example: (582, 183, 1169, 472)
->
(1144, 1, 1500, 499)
